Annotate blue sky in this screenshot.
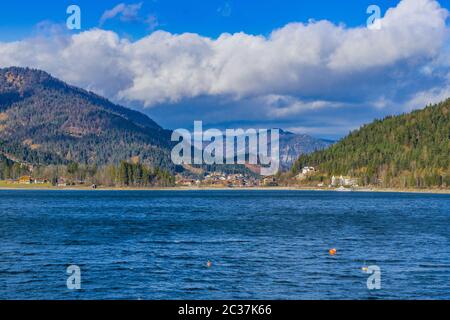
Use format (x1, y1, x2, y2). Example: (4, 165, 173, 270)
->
(0, 1, 409, 40)
(0, 0, 449, 139)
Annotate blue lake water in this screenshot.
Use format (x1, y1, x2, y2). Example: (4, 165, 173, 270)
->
(0, 190, 449, 300)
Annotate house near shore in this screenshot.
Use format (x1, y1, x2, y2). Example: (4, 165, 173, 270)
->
(34, 178, 48, 184)
(57, 178, 67, 187)
(296, 166, 316, 180)
(18, 176, 33, 184)
(331, 175, 358, 187)
(262, 176, 278, 186)
(302, 166, 316, 175)
(176, 179, 198, 187)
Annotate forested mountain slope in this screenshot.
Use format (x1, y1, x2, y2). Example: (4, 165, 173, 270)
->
(0, 67, 173, 169)
(292, 99, 450, 188)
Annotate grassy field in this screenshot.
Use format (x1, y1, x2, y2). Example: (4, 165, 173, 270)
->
(0, 181, 53, 189)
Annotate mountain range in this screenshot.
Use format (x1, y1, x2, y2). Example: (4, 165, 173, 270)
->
(0, 67, 328, 174)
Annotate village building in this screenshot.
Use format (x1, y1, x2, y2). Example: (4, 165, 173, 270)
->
(331, 175, 359, 187)
(57, 178, 67, 187)
(262, 176, 278, 186)
(302, 166, 316, 175)
(176, 179, 197, 187)
(18, 176, 33, 184)
(34, 178, 48, 184)
(177, 172, 257, 188)
(296, 166, 316, 180)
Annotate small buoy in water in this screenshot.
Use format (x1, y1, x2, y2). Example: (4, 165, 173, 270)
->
(329, 248, 337, 256)
(207, 261, 212, 268)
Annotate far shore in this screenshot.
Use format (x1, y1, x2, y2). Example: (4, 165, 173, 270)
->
(1, 185, 450, 195)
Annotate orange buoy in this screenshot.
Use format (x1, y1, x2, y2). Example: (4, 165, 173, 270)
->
(329, 248, 337, 256)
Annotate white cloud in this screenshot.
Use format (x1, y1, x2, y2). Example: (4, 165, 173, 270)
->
(0, 0, 448, 132)
(285, 125, 361, 138)
(257, 95, 342, 118)
(404, 83, 450, 110)
(100, 2, 143, 26)
(328, 0, 448, 70)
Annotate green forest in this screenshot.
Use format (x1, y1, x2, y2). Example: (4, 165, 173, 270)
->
(292, 99, 450, 188)
(0, 158, 175, 187)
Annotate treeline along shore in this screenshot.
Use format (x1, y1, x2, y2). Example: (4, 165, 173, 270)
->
(0, 160, 175, 188)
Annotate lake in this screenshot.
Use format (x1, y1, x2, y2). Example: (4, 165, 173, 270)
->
(1, 190, 449, 300)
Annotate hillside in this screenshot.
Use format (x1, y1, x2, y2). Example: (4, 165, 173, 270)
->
(292, 99, 450, 188)
(0, 67, 173, 169)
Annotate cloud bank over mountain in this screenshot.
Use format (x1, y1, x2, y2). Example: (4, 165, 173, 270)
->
(0, 0, 448, 136)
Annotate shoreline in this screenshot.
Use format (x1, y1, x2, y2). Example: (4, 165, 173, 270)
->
(0, 185, 449, 194)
